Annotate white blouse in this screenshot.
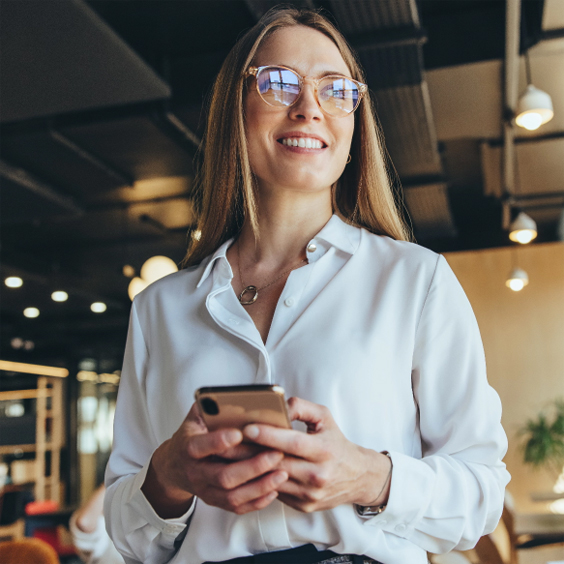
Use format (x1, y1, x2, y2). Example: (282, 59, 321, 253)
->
(105, 215, 510, 564)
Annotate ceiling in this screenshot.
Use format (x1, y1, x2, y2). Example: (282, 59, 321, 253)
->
(1, 0, 563, 369)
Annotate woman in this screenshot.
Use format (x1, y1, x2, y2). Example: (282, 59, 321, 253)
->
(105, 8, 510, 564)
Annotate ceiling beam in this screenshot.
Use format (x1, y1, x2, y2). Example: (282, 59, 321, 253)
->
(0, 159, 84, 215)
(88, 193, 192, 212)
(349, 26, 427, 52)
(50, 129, 134, 187)
(244, 0, 315, 21)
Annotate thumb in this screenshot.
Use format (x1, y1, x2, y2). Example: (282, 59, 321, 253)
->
(183, 402, 207, 435)
(287, 397, 333, 433)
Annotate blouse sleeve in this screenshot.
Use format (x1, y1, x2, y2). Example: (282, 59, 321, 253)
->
(361, 255, 510, 553)
(104, 301, 195, 564)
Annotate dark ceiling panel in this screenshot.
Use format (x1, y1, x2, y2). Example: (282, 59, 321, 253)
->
(0, 0, 170, 123)
(88, 0, 256, 61)
(61, 117, 194, 184)
(360, 44, 423, 89)
(374, 86, 442, 178)
(0, 175, 77, 224)
(328, 0, 418, 31)
(1, 131, 128, 197)
(421, 0, 506, 69)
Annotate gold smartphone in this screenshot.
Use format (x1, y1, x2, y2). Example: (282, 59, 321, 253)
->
(194, 384, 291, 432)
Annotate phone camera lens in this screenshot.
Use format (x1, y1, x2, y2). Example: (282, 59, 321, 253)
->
(201, 398, 219, 415)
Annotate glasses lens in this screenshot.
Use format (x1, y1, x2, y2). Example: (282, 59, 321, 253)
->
(318, 77, 360, 116)
(257, 67, 300, 107)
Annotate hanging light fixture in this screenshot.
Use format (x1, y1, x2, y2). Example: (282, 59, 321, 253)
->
(127, 256, 178, 301)
(140, 256, 178, 284)
(506, 267, 529, 292)
(509, 211, 538, 244)
(128, 277, 149, 301)
(515, 51, 554, 131)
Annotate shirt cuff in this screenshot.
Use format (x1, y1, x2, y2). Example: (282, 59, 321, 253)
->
(69, 513, 110, 560)
(126, 457, 197, 538)
(356, 451, 434, 539)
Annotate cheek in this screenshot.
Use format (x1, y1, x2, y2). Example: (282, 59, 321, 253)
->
(334, 120, 355, 158)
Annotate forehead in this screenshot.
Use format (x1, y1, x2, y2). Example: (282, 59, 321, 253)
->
(253, 25, 351, 77)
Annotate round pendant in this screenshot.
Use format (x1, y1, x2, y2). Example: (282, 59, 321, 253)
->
(239, 285, 258, 306)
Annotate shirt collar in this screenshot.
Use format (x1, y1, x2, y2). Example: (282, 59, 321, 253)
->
(312, 214, 360, 256)
(196, 238, 234, 288)
(195, 214, 361, 288)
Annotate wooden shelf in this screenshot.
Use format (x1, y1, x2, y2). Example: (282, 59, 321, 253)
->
(0, 389, 52, 401)
(0, 377, 63, 503)
(0, 442, 58, 455)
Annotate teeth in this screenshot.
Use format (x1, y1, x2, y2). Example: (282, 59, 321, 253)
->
(281, 138, 323, 149)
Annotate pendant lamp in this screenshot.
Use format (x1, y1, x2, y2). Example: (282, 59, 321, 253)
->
(515, 51, 554, 131)
(506, 267, 529, 292)
(509, 211, 538, 244)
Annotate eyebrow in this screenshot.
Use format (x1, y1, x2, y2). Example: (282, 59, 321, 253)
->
(268, 64, 350, 78)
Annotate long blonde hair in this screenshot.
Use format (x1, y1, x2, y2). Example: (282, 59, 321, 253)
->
(183, 7, 411, 267)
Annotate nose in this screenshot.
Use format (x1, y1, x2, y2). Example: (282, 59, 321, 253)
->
(288, 82, 323, 122)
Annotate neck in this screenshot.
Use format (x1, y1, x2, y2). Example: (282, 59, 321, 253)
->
(237, 187, 333, 267)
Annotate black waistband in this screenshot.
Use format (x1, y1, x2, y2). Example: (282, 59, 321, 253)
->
(204, 544, 370, 564)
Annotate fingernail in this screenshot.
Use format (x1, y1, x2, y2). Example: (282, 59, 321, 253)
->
(273, 471, 288, 485)
(225, 429, 242, 443)
(244, 425, 259, 439)
(266, 451, 282, 464)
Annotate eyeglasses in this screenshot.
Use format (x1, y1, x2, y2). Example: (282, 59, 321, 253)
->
(246, 65, 367, 118)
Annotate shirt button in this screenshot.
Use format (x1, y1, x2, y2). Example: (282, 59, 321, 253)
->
(307, 242, 317, 253)
(395, 523, 407, 533)
(284, 297, 295, 307)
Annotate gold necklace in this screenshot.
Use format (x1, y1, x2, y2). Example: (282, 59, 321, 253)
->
(236, 243, 307, 306)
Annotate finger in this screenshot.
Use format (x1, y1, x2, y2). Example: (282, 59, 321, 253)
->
(214, 450, 285, 490)
(225, 490, 279, 515)
(275, 479, 324, 504)
(183, 402, 207, 435)
(277, 457, 330, 487)
(217, 470, 288, 513)
(219, 443, 266, 461)
(188, 428, 243, 459)
(286, 397, 333, 432)
(243, 424, 324, 461)
(277, 492, 318, 514)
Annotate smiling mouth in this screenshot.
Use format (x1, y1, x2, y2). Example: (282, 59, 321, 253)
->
(277, 137, 326, 149)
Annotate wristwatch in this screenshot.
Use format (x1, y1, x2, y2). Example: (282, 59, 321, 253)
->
(354, 451, 392, 518)
(354, 502, 387, 517)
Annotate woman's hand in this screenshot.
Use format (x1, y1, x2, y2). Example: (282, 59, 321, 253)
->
(141, 403, 288, 518)
(243, 397, 392, 513)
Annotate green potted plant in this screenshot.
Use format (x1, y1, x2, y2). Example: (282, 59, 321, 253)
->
(520, 399, 564, 479)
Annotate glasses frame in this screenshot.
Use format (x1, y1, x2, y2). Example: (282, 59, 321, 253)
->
(246, 65, 367, 117)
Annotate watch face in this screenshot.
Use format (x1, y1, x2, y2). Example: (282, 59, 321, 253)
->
(355, 503, 386, 516)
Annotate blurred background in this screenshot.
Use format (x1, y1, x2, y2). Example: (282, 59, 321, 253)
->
(0, 1, 563, 562)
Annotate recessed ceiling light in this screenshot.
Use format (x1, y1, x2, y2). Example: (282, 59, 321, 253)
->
(90, 302, 107, 313)
(5, 276, 23, 288)
(51, 290, 69, 302)
(23, 307, 40, 318)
